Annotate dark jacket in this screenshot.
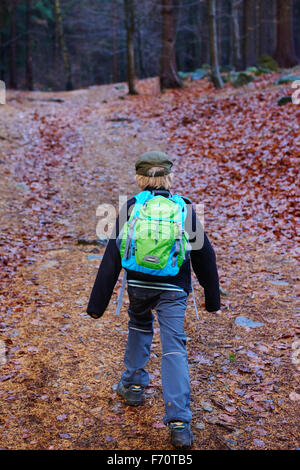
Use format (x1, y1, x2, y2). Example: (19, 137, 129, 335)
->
(87, 188, 220, 317)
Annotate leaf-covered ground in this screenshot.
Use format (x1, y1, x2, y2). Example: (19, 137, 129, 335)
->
(0, 72, 299, 450)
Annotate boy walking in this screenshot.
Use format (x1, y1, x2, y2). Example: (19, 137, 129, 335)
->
(87, 151, 220, 449)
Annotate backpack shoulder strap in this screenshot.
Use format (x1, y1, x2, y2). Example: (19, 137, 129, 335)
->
(171, 194, 186, 207)
(150, 189, 171, 198)
(191, 276, 199, 321)
(131, 191, 152, 218)
(171, 194, 188, 224)
(182, 196, 192, 205)
(134, 190, 152, 204)
(115, 270, 127, 316)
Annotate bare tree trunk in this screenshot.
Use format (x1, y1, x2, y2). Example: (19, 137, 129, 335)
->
(0, 0, 6, 32)
(217, 0, 222, 67)
(0, 32, 4, 81)
(273, 0, 298, 67)
(256, 0, 263, 58)
(257, 0, 276, 57)
(231, 0, 242, 70)
(266, 0, 276, 56)
(221, 0, 232, 67)
(160, 0, 183, 91)
(124, 0, 138, 95)
(243, 0, 257, 68)
(0, 0, 7, 81)
(54, 0, 73, 91)
(26, 0, 33, 90)
(208, 0, 223, 89)
(200, 0, 209, 65)
(53, 0, 59, 66)
(191, 3, 200, 70)
(112, 3, 118, 83)
(137, 26, 146, 78)
(9, 0, 17, 89)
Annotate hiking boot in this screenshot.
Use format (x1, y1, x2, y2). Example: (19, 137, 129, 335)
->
(169, 422, 194, 449)
(117, 381, 144, 406)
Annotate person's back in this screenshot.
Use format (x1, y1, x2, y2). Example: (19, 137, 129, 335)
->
(87, 151, 221, 449)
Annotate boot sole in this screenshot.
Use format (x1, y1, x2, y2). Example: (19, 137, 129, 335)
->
(171, 432, 194, 449)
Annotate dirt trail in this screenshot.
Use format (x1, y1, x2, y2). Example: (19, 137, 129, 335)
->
(0, 79, 299, 450)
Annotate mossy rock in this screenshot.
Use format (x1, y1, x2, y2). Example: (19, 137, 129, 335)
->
(228, 71, 239, 79)
(221, 72, 240, 83)
(201, 64, 211, 70)
(256, 66, 273, 75)
(178, 71, 191, 80)
(278, 96, 293, 106)
(221, 74, 232, 83)
(276, 75, 300, 84)
(258, 54, 278, 72)
(246, 66, 259, 74)
(221, 71, 239, 84)
(246, 65, 273, 76)
(221, 65, 233, 73)
(191, 68, 209, 81)
(233, 72, 255, 88)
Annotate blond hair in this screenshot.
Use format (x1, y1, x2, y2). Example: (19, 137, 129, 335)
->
(136, 170, 173, 190)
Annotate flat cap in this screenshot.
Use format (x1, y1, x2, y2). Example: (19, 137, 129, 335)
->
(135, 151, 173, 176)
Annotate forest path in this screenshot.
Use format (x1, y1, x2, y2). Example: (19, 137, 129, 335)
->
(0, 76, 299, 450)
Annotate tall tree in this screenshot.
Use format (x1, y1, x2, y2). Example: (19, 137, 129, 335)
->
(8, 0, 17, 89)
(200, 0, 210, 66)
(208, 0, 223, 89)
(231, 0, 242, 70)
(0, 0, 7, 33)
(112, 4, 119, 83)
(26, 0, 33, 90)
(137, 23, 146, 79)
(274, 0, 298, 67)
(54, 0, 73, 90)
(124, 0, 138, 94)
(256, 0, 264, 58)
(0, 0, 8, 81)
(243, 0, 256, 68)
(160, 0, 183, 90)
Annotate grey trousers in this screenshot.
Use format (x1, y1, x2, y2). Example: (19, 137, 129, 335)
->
(121, 285, 192, 424)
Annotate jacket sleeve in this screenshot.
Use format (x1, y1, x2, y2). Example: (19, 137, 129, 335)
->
(187, 205, 221, 312)
(86, 237, 122, 318)
(86, 199, 134, 318)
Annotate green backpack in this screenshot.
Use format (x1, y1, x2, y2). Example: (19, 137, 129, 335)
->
(115, 190, 199, 319)
(117, 190, 190, 277)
